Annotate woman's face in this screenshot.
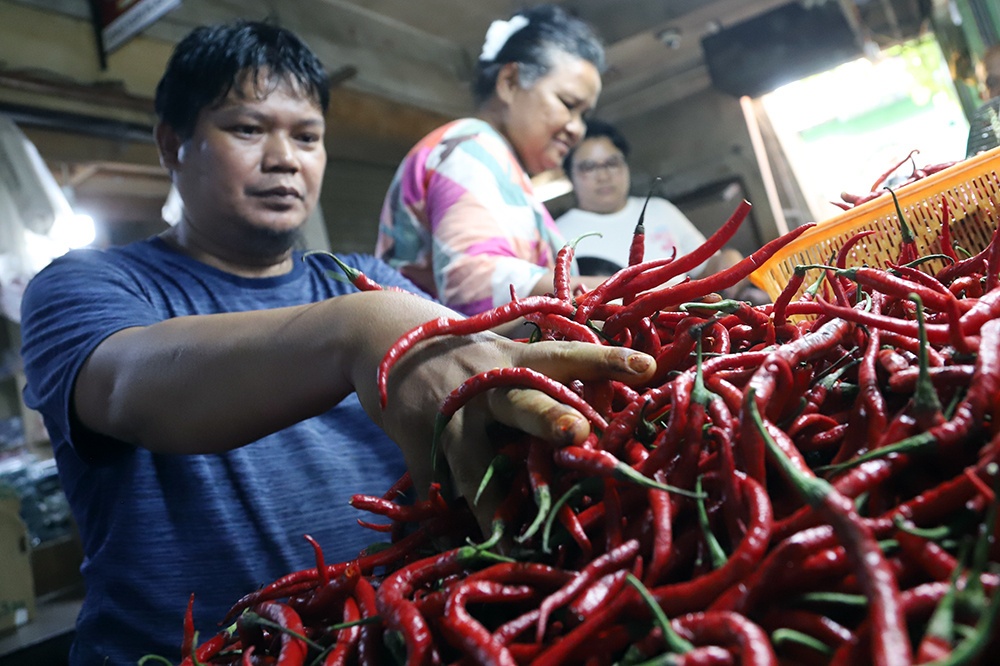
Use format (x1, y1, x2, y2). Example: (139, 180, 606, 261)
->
(498, 52, 601, 176)
(569, 136, 630, 214)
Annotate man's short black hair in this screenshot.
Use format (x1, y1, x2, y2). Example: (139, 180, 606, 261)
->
(563, 119, 631, 174)
(155, 21, 330, 139)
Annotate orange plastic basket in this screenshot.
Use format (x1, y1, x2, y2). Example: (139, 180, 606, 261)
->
(749, 145, 1000, 301)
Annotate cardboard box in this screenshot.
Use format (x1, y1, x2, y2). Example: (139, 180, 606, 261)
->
(0, 495, 35, 635)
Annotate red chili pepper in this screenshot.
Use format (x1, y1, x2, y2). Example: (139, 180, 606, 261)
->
(437, 367, 609, 431)
(771, 267, 806, 328)
(645, 470, 673, 587)
(441, 580, 533, 666)
(289, 564, 360, 622)
(536, 539, 640, 641)
(870, 150, 919, 193)
(243, 602, 309, 666)
(524, 312, 603, 344)
(354, 577, 382, 666)
(652, 474, 773, 616)
(573, 256, 676, 323)
(603, 223, 814, 338)
(553, 446, 700, 497)
(350, 483, 448, 523)
(673, 611, 778, 666)
(616, 200, 754, 301)
(382, 472, 413, 500)
(554, 233, 600, 302)
(749, 391, 913, 666)
(323, 596, 361, 666)
(629, 190, 654, 268)
(378, 296, 575, 408)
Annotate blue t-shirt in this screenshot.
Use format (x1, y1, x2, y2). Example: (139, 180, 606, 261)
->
(20, 237, 425, 665)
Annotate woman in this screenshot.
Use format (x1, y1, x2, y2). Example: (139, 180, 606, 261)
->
(376, 5, 606, 315)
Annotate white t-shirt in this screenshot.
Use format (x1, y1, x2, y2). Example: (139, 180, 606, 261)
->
(555, 196, 707, 274)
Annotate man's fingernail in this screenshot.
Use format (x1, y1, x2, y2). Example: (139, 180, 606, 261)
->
(555, 414, 583, 436)
(627, 353, 652, 373)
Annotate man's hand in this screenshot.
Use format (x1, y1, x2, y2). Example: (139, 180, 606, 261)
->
(357, 324, 656, 536)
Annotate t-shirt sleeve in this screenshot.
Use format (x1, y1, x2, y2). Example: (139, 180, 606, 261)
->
(20, 251, 163, 456)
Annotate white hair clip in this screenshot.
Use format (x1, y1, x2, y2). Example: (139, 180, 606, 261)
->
(479, 15, 530, 62)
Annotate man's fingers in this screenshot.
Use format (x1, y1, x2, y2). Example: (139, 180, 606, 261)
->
(488, 386, 591, 447)
(512, 342, 656, 386)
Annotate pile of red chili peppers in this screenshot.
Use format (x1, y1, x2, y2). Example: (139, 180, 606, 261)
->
(169, 197, 1000, 666)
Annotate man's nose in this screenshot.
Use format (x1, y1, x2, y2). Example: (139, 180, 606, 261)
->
(262, 133, 298, 172)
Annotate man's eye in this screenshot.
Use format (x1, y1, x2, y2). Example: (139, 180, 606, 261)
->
(232, 125, 261, 135)
(297, 133, 321, 144)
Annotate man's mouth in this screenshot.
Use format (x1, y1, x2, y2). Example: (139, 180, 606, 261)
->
(249, 186, 303, 199)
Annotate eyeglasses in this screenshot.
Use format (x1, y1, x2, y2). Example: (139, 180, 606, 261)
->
(574, 156, 626, 176)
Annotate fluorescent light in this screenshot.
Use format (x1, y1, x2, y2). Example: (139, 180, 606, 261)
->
(50, 213, 96, 249)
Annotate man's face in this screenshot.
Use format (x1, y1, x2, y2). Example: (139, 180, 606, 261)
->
(570, 136, 630, 215)
(162, 74, 327, 256)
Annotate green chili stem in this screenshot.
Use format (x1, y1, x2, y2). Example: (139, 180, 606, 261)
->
(137, 656, 175, 666)
(910, 294, 943, 417)
(695, 475, 728, 569)
(797, 592, 869, 606)
(475, 453, 511, 506)
(747, 389, 832, 507)
(625, 573, 695, 654)
(543, 484, 583, 554)
(892, 515, 950, 540)
(771, 628, 833, 655)
(242, 613, 326, 651)
(885, 187, 916, 244)
(517, 484, 551, 543)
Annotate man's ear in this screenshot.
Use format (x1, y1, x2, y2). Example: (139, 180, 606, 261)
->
(494, 62, 521, 105)
(154, 124, 183, 171)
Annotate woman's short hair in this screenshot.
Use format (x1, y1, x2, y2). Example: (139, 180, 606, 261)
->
(155, 20, 329, 139)
(562, 119, 631, 174)
(471, 5, 604, 107)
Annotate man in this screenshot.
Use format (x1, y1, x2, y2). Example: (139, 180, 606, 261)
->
(556, 120, 742, 280)
(19, 22, 655, 665)
(967, 44, 1000, 157)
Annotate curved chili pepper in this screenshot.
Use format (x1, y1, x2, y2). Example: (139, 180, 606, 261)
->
(603, 223, 814, 338)
(673, 611, 778, 666)
(289, 564, 360, 623)
(349, 484, 448, 524)
(749, 390, 913, 666)
(645, 469, 673, 587)
(378, 296, 576, 408)
(354, 577, 382, 666)
(573, 256, 676, 323)
(871, 150, 920, 193)
(437, 367, 609, 431)
(323, 597, 361, 666)
(551, 445, 700, 497)
(652, 474, 773, 616)
(615, 200, 753, 302)
(771, 267, 807, 328)
(377, 546, 510, 666)
(554, 233, 600, 302)
(536, 539, 640, 641)
(243, 602, 309, 666)
(441, 580, 533, 666)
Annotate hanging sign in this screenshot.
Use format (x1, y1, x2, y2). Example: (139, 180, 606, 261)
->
(91, 0, 181, 63)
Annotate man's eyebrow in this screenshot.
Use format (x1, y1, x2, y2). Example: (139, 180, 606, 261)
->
(218, 107, 324, 125)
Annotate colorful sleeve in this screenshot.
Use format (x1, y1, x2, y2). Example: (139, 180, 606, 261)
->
(423, 125, 557, 315)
